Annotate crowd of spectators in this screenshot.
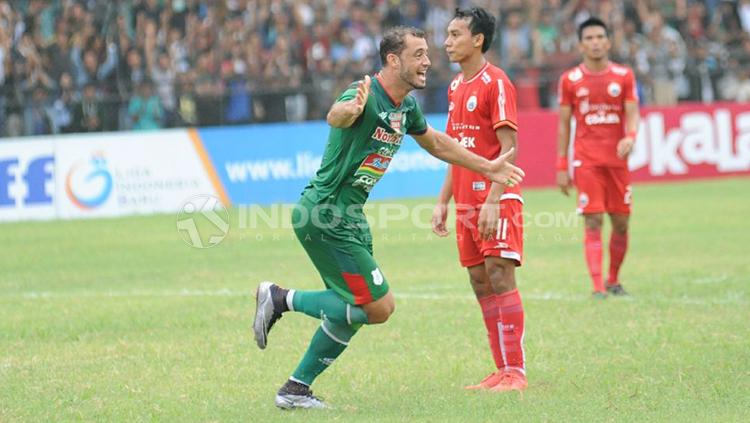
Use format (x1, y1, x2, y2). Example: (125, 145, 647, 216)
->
(2, 0, 750, 137)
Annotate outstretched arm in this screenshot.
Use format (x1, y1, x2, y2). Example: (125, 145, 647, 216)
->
(412, 126, 524, 186)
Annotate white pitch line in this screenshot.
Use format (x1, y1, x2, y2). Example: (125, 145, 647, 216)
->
(0, 289, 746, 306)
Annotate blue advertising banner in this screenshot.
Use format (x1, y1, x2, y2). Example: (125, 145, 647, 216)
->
(198, 114, 450, 205)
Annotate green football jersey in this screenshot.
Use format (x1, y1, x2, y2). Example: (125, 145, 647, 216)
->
(302, 77, 428, 211)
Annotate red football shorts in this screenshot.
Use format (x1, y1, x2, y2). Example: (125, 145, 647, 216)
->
(455, 198, 524, 268)
(573, 166, 632, 215)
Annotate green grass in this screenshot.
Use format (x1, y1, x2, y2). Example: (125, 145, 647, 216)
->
(1, 177, 749, 422)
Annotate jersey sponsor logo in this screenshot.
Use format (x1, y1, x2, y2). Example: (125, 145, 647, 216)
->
(378, 145, 397, 158)
(353, 153, 392, 192)
(481, 72, 492, 84)
(458, 132, 476, 148)
(472, 181, 486, 191)
(608, 82, 622, 97)
(372, 126, 403, 145)
(579, 99, 590, 114)
(584, 112, 621, 125)
(451, 123, 481, 131)
(568, 68, 583, 82)
(466, 95, 478, 112)
(576, 87, 589, 97)
(389, 111, 403, 133)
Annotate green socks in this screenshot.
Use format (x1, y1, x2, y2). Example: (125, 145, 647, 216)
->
(291, 289, 369, 325)
(291, 320, 362, 385)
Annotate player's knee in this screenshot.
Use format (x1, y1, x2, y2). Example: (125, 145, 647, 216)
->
(485, 259, 517, 293)
(364, 294, 395, 324)
(584, 214, 603, 231)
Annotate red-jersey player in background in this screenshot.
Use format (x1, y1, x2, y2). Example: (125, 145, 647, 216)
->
(432, 7, 527, 392)
(557, 17, 640, 298)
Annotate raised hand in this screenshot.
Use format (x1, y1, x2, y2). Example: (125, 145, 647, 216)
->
(351, 74, 371, 116)
(486, 148, 524, 187)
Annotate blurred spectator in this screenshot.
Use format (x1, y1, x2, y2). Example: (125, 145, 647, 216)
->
(71, 83, 102, 133)
(128, 80, 163, 130)
(24, 86, 54, 136)
(50, 72, 76, 134)
(0, 0, 749, 138)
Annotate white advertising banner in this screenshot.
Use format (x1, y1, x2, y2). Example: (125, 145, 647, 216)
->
(0, 139, 56, 222)
(54, 130, 217, 219)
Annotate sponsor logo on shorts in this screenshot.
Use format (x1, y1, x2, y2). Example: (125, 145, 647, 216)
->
(472, 181, 486, 191)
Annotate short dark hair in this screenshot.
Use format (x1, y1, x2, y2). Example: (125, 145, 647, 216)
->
(453, 7, 496, 53)
(379, 26, 426, 66)
(578, 17, 609, 41)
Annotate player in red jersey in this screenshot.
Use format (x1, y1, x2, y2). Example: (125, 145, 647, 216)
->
(557, 17, 640, 298)
(432, 7, 527, 392)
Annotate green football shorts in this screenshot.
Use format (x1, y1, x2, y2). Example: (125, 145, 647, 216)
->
(292, 196, 389, 305)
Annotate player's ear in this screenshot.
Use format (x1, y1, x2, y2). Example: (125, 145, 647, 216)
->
(473, 33, 484, 49)
(386, 53, 400, 68)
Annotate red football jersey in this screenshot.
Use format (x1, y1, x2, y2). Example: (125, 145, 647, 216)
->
(446, 62, 521, 208)
(558, 62, 638, 168)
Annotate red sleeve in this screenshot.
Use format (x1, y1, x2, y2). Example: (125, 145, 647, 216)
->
(558, 73, 573, 106)
(624, 68, 638, 103)
(490, 76, 518, 131)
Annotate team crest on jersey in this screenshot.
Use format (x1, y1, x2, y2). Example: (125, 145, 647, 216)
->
(576, 87, 589, 97)
(389, 111, 403, 132)
(466, 95, 478, 112)
(568, 68, 583, 82)
(608, 82, 622, 97)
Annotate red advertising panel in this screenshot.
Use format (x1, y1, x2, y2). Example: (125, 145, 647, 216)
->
(515, 103, 750, 187)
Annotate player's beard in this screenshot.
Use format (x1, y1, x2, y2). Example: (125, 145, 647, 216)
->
(400, 67, 427, 90)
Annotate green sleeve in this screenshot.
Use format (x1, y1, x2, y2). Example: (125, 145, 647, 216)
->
(335, 82, 360, 103)
(407, 99, 428, 135)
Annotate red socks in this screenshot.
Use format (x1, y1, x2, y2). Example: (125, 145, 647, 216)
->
(478, 290, 526, 372)
(608, 231, 628, 285)
(478, 295, 503, 370)
(584, 228, 604, 292)
(497, 289, 525, 372)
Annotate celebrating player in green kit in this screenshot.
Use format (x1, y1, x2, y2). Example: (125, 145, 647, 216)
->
(252, 26, 525, 410)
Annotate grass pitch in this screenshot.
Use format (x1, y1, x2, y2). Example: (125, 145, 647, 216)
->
(1, 177, 749, 422)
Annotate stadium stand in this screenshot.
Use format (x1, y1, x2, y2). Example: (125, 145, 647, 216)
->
(1, 0, 749, 136)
